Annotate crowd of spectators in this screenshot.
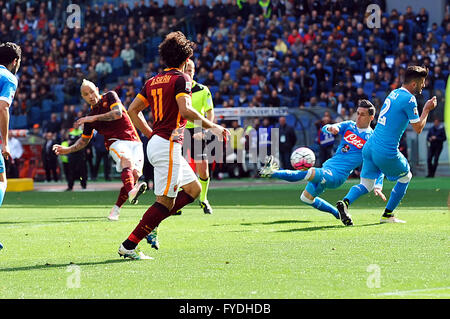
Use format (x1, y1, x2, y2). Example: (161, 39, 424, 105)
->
(1, 1, 449, 177)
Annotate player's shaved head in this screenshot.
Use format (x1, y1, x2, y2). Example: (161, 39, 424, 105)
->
(80, 79, 96, 92)
(80, 79, 100, 105)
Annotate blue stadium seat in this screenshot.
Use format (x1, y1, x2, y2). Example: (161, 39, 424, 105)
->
(376, 90, 387, 101)
(29, 107, 41, 124)
(42, 99, 53, 113)
(434, 79, 446, 91)
(230, 60, 240, 70)
(213, 69, 223, 82)
(363, 81, 375, 96)
(209, 86, 219, 96)
(112, 57, 124, 77)
(13, 115, 27, 129)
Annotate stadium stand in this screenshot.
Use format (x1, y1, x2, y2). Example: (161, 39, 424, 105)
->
(0, 1, 448, 180)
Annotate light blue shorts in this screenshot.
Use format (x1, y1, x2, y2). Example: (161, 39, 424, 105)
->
(361, 142, 410, 182)
(305, 167, 348, 198)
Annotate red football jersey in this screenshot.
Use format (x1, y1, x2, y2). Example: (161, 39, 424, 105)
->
(82, 91, 141, 149)
(137, 68, 192, 143)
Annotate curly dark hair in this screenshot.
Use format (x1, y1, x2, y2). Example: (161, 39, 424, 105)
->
(158, 31, 194, 69)
(0, 42, 21, 67)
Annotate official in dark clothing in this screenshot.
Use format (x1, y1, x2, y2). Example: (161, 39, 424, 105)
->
(427, 118, 446, 178)
(277, 116, 297, 169)
(92, 132, 111, 181)
(42, 132, 59, 182)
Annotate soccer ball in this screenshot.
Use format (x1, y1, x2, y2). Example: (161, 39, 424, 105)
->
(290, 147, 315, 171)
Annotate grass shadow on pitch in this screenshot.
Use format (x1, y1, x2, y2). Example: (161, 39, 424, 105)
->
(277, 222, 381, 232)
(0, 259, 134, 273)
(0, 217, 108, 226)
(240, 220, 313, 226)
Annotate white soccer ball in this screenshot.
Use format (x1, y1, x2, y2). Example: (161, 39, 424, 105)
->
(290, 147, 315, 171)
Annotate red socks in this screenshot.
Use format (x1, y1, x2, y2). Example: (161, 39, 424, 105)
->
(121, 168, 134, 194)
(126, 191, 195, 246)
(128, 202, 170, 244)
(115, 186, 128, 208)
(169, 190, 195, 215)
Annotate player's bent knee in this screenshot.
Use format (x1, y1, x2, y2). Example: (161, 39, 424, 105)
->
(360, 178, 376, 192)
(182, 180, 201, 199)
(120, 157, 132, 170)
(398, 171, 412, 183)
(300, 192, 314, 205)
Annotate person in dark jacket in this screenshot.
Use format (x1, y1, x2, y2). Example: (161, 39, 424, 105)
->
(66, 121, 87, 190)
(92, 132, 111, 181)
(42, 132, 59, 182)
(277, 116, 297, 169)
(427, 118, 446, 177)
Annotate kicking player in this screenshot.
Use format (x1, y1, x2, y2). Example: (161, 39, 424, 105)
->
(53, 79, 147, 221)
(0, 42, 21, 251)
(260, 100, 385, 226)
(117, 31, 229, 259)
(336, 66, 437, 223)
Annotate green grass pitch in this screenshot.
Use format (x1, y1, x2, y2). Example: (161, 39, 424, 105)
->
(0, 177, 448, 299)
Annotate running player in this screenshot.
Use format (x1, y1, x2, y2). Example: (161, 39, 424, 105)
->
(53, 79, 147, 220)
(0, 42, 21, 251)
(336, 66, 437, 223)
(260, 100, 385, 226)
(117, 31, 229, 260)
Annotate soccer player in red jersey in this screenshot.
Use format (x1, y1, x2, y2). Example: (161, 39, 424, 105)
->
(53, 79, 148, 220)
(117, 31, 230, 259)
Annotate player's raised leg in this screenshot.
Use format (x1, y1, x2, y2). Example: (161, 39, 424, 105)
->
(300, 189, 341, 221)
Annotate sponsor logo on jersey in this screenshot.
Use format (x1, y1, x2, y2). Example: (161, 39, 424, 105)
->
(185, 81, 192, 92)
(343, 131, 366, 149)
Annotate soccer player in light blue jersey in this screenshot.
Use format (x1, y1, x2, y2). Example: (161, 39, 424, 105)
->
(260, 100, 385, 226)
(0, 42, 21, 251)
(337, 66, 437, 224)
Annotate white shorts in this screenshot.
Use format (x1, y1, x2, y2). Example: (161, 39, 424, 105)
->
(147, 134, 197, 197)
(109, 140, 144, 175)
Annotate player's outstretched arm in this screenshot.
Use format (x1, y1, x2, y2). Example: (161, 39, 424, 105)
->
(0, 100, 11, 160)
(128, 96, 153, 138)
(411, 96, 437, 134)
(76, 105, 123, 126)
(53, 136, 91, 155)
(323, 124, 340, 135)
(177, 95, 230, 140)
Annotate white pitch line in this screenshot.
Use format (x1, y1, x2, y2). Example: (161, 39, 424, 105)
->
(377, 287, 450, 296)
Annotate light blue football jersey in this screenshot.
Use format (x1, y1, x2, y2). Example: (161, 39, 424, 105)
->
(322, 121, 373, 177)
(0, 64, 18, 107)
(369, 87, 420, 154)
